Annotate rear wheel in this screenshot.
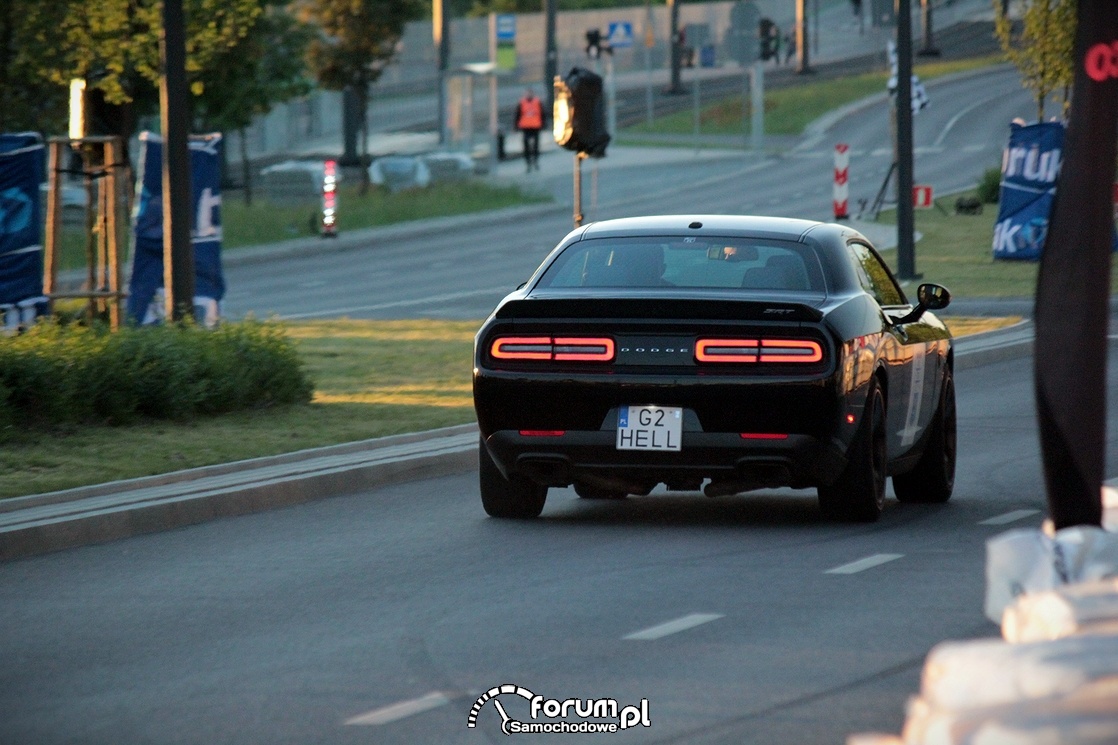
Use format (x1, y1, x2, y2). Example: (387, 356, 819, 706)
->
(893, 368, 956, 504)
(478, 439, 547, 518)
(819, 379, 887, 522)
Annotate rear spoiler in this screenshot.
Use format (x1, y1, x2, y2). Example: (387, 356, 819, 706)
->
(494, 297, 824, 323)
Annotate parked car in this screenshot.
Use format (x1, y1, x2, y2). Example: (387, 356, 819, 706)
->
(473, 215, 955, 522)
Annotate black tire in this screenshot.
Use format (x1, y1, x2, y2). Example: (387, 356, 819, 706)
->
(819, 379, 887, 523)
(893, 368, 956, 504)
(575, 483, 627, 500)
(478, 438, 547, 518)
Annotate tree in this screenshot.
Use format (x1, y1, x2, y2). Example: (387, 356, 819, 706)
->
(194, 2, 315, 204)
(18, 0, 263, 151)
(0, 2, 69, 133)
(299, 0, 424, 181)
(994, 0, 1076, 121)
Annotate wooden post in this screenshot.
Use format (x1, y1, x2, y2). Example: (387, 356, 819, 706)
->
(104, 138, 123, 330)
(42, 140, 64, 314)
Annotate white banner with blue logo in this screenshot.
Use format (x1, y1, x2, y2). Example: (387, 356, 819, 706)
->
(127, 131, 225, 325)
(0, 132, 47, 321)
(993, 121, 1064, 261)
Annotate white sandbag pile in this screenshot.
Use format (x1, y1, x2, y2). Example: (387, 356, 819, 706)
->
(847, 493, 1118, 745)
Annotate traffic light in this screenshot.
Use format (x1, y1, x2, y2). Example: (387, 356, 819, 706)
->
(585, 28, 601, 59)
(552, 67, 610, 158)
(758, 17, 776, 61)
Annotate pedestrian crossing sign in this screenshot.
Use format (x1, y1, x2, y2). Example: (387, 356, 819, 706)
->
(608, 21, 633, 49)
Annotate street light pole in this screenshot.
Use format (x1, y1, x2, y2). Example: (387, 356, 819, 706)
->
(544, 0, 557, 113)
(895, 0, 916, 280)
(159, 0, 194, 322)
(434, 0, 450, 145)
(666, 0, 683, 94)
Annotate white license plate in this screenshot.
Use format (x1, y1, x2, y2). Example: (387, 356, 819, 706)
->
(616, 406, 683, 451)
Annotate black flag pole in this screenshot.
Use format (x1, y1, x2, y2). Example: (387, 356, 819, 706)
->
(1034, 0, 1118, 529)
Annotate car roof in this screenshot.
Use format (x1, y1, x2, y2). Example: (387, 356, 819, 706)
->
(577, 215, 830, 241)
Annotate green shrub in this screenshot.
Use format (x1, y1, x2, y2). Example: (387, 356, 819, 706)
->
(0, 319, 313, 434)
(977, 167, 1002, 204)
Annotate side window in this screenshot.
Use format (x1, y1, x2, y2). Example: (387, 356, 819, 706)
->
(848, 242, 906, 307)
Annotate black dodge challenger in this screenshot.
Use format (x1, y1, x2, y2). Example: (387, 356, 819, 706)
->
(473, 215, 955, 522)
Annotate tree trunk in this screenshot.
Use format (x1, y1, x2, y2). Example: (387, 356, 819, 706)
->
(239, 126, 252, 206)
(358, 85, 370, 195)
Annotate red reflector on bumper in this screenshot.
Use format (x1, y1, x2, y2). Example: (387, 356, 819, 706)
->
(519, 430, 566, 437)
(739, 433, 789, 440)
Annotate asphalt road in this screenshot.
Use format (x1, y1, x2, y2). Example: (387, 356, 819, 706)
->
(2, 346, 1116, 744)
(221, 65, 1042, 322)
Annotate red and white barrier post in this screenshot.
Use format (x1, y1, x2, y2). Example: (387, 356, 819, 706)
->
(833, 144, 850, 220)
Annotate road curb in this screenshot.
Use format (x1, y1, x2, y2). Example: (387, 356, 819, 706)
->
(0, 325, 1041, 562)
(0, 425, 478, 562)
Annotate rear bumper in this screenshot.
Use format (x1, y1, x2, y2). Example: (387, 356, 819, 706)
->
(484, 429, 846, 492)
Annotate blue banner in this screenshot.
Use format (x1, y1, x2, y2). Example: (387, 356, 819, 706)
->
(0, 132, 45, 305)
(992, 121, 1064, 261)
(128, 132, 225, 324)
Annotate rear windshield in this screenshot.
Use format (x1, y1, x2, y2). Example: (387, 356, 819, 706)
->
(535, 236, 826, 292)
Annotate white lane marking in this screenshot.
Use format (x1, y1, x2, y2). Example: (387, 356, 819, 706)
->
(345, 691, 451, 725)
(933, 98, 988, 148)
(623, 613, 724, 641)
(824, 553, 903, 575)
(280, 286, 509, 319)
(979, 509, 1041, 526)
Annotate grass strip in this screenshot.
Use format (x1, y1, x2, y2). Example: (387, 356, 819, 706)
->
(622, 54, 1006, 139)
(1, 315, 1018, 500)
(873, 193, 1118, 297)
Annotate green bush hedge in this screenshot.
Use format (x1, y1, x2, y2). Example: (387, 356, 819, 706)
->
(0, 320, 313, 433)
(977, 167, 1002, 204)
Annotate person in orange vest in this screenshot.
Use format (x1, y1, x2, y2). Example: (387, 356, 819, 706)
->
(514, 88, 545, 172)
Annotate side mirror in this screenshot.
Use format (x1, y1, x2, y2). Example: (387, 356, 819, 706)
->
(894, 282, 951, 325)
(917, 282, 951, 311)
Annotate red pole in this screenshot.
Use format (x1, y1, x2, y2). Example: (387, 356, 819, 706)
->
(833, 143, 850, 220)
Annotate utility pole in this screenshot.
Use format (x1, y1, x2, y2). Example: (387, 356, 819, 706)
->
(796, 0, 812, 73)
(918, 0, 939, 56)
(544, 0, 557, 113)
(894, 0, 916, 280)
(434, 0, 450, 145)
(159, 0, 194, 322)
(666, 0, 683, 94)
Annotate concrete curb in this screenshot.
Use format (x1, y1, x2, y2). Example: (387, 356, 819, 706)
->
(0, 424, 477, 561)
(0, 325, 1039, 562)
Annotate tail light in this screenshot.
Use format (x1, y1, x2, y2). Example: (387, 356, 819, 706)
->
(490, 336, 615, 362)
(695, 338, 823, 364)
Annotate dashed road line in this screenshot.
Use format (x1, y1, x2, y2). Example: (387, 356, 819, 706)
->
(623, 613, 724, 641)
(345, 691, 452, 726)
(979, 509, 1041, 526)
(824, 553, 903, 575)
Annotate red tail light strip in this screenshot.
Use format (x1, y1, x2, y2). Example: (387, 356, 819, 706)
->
(554, 337, 615, 361)
(490, 336, 615, 362)
(695, 339, 759, 362)
(491, 337, 552, 360)
(695, 338, 823, 364)
(759, 339, 823, 363)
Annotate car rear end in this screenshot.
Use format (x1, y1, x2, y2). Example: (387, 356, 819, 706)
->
(474, 294, 850, 497)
